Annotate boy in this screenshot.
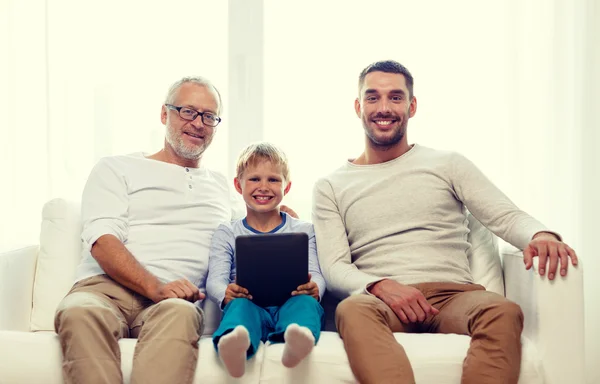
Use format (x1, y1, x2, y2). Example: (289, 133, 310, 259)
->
(206, 142, 326, 378)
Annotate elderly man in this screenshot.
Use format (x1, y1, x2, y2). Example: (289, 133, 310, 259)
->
(54, 77, 241, 384)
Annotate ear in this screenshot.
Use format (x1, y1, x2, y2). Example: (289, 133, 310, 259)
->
(354, 98, 362, 118)
(283, 181, 292, 195)
(408, 96, 417, 118)
(234, 178, 243, 195)
(161, 105, 168, 125)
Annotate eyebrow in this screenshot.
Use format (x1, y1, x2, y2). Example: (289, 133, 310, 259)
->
(182, 105, 218, 115)
(364, 89, 406, 96)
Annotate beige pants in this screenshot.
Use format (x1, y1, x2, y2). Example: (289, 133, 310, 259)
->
(54, 274, 204, 384)
(336, 283, 524, 384)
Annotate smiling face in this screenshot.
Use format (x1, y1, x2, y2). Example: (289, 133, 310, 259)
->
(161, 82, 220, 161)
(355, 71, 417, 149)
(234, 158, 291, 215)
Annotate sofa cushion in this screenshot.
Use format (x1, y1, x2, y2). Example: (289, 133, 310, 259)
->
(31, 199, 82, 331)
(260, 332, 544, 384)
(466, 213, 505, 295)
(31, 200, 506, 333)
(0, 331, 264, 384)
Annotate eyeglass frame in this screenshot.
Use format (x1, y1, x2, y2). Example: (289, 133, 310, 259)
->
(164, 104, 222, 127)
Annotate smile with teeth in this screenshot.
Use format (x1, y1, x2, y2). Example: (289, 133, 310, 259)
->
(373, 120, 396, 126)
(253, 196, 273, 201)
(184, 132, 203, 139)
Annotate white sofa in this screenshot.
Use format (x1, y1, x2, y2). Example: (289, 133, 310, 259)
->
(0, 198, 585, 384)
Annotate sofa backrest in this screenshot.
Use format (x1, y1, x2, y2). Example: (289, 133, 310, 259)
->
(29, 198, 504, 332)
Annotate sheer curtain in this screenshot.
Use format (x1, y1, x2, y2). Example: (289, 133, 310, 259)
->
(0, 0, 49, 250)
(0, 0, 230, 249)
(1, 0, 597, 381)
(263, 0, 582, 242)
(262, 0, 596, 381)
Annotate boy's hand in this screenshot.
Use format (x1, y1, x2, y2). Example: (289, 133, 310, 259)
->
(292, 273, 319, 300)
(224, 283, 252, 305)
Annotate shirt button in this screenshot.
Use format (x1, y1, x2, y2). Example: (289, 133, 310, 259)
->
(185, 168, 189, 172)
(188, 185, 192, 189)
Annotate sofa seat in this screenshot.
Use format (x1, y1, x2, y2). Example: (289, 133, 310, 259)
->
(260, 332, 544, 384)
(0, 330, 544, 384)
(0, 331, 265, 384)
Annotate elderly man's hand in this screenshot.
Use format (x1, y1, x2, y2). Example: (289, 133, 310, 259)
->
(149, 279, 204, 303)
(523, 232, 578, 280)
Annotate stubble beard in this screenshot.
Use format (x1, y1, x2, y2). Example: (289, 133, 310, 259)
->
(165, 125, 212, 160)
(362, 115, 407, 150)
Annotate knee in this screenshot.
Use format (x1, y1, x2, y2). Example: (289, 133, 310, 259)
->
(55, 293, 120, 332)
(152, 298, 201, 321)
(335, 295, 378, 323)
(500, 301, 524, 324)
(289, 294, 319, 307)
(484, 300, 524, 329)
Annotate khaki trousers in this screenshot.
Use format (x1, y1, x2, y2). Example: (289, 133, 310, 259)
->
(54, 274, 204, 384)
(336, 283, 524, 384)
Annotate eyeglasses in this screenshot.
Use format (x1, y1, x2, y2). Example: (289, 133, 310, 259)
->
(165, 104, 222, 127)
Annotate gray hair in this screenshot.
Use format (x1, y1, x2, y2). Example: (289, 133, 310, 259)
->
(164, 76, 223, 114)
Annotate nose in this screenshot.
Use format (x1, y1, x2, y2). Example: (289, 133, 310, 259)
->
(377, 99, 391, 113)
(258, 179, 269, 190)
(190, 114, 204, 129)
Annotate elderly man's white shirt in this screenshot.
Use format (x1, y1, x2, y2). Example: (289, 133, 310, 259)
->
(75, 152, 245, 292)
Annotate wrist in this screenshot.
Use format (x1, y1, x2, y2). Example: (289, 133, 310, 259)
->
(533, 231, 560, 241)
(368, 279, 386, 296)
(143, 278, 163, 299)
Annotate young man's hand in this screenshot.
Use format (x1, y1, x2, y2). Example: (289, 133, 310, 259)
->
(524, 232, 578, 280)
(223, 283, 252, 305)
(368, 279, 439, 324)
(280, 205, 299, 219)
(292, 273, 319, 300)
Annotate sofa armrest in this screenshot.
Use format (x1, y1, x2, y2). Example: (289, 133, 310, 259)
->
(0, 245, 38, 331)
(502, 245, 585, 384)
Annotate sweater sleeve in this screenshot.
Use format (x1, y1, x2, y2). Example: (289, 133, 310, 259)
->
(307, 225, 326, 301)
(80, 158, 129, 251)
(206, 225, 235, 310)
(312, 178, 381, 300)
(450, 153, 560, 249)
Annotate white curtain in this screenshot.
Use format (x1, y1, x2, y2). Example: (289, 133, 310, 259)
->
(262, 1, 597, 381)
(0, 0, 230, 249)
(0, 0, 48, 250)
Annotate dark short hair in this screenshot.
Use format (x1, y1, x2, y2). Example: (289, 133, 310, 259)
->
(358, 60, 414, 99)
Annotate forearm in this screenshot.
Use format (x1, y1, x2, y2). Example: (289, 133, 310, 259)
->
(91, 234, 162, 298)
(206, 278, 229, 309)
(323, 262, 381, 299)
(310, 273, 327, 301)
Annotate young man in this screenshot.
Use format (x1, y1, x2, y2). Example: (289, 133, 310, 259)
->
(312, 60, 578, 384)
(53, 77, 244, 384)
(206, 142, 326, 378)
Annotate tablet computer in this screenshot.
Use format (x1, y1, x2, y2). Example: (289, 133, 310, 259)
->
(235, 232, 309, 308)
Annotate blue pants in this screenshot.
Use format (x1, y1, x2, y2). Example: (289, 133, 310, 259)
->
(212, 295, 324, 358)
